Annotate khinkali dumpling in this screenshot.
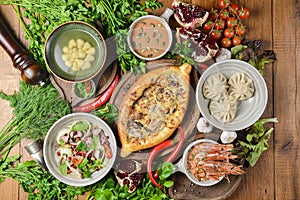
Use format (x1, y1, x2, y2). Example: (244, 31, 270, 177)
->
(228, 73, 254, 100)
(209, 95, 237, 123)
(202, 73, 228, 101)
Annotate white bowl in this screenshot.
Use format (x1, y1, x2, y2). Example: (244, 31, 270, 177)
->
(196, 59, 268, 131)
(43, 113, 117, 186)
(127, 8, 173, 61)
(174, 139, 223, 186)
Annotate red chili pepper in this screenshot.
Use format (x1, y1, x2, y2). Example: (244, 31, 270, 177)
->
(147, 126, 185, 188)
(72, 74, 119, 113)
(147, 140, 174, 189)
(165, 127, 184, 162)
(153, 126, 185, 179)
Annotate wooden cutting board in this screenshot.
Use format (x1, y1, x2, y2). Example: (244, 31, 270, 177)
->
(109, 59, 241, 199)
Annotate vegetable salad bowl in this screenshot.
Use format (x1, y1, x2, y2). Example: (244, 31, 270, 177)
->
(43, 113, 117, 186)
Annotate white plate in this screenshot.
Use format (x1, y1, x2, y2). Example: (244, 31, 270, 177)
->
(196, 59, 268, 131)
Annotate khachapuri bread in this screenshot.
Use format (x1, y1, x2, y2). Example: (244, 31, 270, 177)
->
(117, 63, 191, 157)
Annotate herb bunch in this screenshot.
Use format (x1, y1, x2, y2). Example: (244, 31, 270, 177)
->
(0, 81, 71, 158)
(0, 155, 87, 199)
(0, 155, 173, 200)
(235, 118, 278, 167)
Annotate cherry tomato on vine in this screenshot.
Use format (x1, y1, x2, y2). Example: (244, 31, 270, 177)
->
(224, 28, 235, 38)
(214, 19, 225, 30)
(209, 8, 218, 20)
(236, 25, 245, 36)
(218, 0, 231, 9)
(203, 21, 213, 31)
(219, 9, 229, 20)
(238, 7, 250, 19)
(221, 37, 232, 48)
(229, 4, 239, 13)
(226, 17, 238, 28)
(232, 36, 242, 46)
(211, 30, 222, 41)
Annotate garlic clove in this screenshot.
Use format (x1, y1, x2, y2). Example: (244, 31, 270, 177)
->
(197, 117, 213, 133)
(220, 131, 237, 144)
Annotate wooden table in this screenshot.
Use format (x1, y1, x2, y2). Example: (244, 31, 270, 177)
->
(0, 0, 299, 199)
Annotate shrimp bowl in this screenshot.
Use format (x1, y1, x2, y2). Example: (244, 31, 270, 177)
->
(174, 139, 244, 186)
(43, 113, 117, 186)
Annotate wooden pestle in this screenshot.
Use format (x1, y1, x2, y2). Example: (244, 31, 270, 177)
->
(0, 15, 49, 85)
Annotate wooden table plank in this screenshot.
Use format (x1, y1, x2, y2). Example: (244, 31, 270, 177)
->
(231, 0, 275, 200)
(273, 0, 300, 199)
(0, 5, 22, 200)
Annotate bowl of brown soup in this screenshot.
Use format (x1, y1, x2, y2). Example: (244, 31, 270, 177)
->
(128, 8, 173, 61)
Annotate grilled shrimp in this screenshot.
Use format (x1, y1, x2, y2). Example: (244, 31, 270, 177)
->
(187, 142, 244, 182)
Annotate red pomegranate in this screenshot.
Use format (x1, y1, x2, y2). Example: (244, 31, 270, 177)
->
(176, 27, 219, 63)
(114, 159, 144, 193)
(172, 0, 209, 28)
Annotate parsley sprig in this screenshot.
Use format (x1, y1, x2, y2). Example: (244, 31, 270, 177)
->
(0, 155, 87, 199)
(236, 118, 278, 167)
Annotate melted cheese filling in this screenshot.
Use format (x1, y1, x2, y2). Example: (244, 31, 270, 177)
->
(127, 72, 185, 142)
